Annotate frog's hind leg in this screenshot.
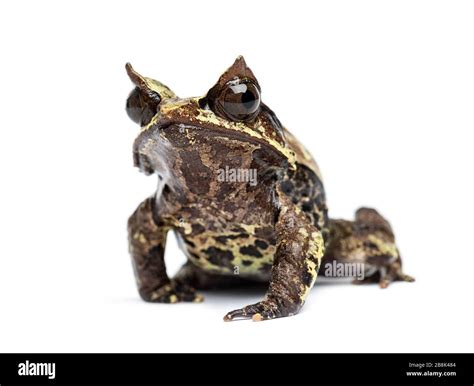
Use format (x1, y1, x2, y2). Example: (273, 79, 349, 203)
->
(323, 207, 415, 288)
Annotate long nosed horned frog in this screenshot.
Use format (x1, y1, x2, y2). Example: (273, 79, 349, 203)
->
(125, 56, 414, 322)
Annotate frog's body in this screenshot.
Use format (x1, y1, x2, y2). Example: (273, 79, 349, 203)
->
(126, 57, 414, 321)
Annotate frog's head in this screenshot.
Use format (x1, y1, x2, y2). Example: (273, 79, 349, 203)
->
(125, 56, 296, 194)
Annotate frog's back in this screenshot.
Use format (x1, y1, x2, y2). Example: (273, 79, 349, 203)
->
(281, 127, 329, 236)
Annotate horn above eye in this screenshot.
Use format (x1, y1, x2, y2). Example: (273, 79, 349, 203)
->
(125, 63, 177, 127)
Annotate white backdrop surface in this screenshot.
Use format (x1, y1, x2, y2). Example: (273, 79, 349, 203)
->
(0, 0, 473, 352)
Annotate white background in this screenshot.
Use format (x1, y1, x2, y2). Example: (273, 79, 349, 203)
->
(0, 0, 473, 353)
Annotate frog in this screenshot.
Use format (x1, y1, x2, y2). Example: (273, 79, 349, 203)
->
(125, 56, 414, 322)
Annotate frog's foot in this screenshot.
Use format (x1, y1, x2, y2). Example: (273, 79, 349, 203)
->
(223, 296, 299, 322)
(325, 207, 415, 289)
(142, 280, 204, 303)
(378, 261, 415, 289)
(352, 260, 415, 289)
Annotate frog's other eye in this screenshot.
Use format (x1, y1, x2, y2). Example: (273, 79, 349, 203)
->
(125, 63, 176, 127)
(126, 87, 160, 126)
(215, 80, 261, 122)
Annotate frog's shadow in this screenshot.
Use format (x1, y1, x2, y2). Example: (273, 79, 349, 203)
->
(201, 277, 354, 301)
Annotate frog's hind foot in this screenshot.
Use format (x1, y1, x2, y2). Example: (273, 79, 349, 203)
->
(325, 207, 415, 289)
(352, 259, 415, 289)
(144, 280, 204, 303)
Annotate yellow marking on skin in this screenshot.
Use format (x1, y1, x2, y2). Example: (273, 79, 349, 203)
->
(240, 224, 257, 234)
(133, 232, 147, 244)
(193, 294, 204, 303)
(195, 106, 296, 168)
(160, 98, 194, 114)
(299, 231, 325, 301)
(182, 223, 192, 235)
(310, 231, 325, 257)
(175, 218, 193, 235)
(367, 235, 398, 257)
(299, 228, 309, 237)
(299, 258, 318, 302)
(144, 78, 176, 99)
(140, 113, 160, 132)
(169, 295, 178, 303)
(139, 97, 296, 168)
(182, 226, 276, 276)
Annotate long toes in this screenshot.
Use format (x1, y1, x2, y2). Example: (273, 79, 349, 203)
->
(152, 291, 203, 303)
(223, 301, 281, 322)
(379, 279, 391, 289)
(398, 273, 415, 282)
(150, 292, 181, 303)
(179, 292, 204, 302)
(147, 284, 178, 302)
(223, 308, 251, 321)
(193, 293, 205, 302)
(379, 271, 415, 288)
(171, 281, 204, 303)
(224, 304, 263, 321)
(146, 282, 204, 303)
(379, 271, 398, 288)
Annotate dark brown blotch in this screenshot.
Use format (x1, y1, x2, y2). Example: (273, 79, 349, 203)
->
(203, 247, 235, 269)
(239, 245, 263, 258)
(255, 239, 269, 250)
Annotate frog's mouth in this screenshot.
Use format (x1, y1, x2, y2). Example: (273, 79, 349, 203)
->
(133, 118, 296, 176)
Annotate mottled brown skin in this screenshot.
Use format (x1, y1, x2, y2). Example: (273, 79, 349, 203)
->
(323, 208, 414, 288)
(125, 56, 414, 321)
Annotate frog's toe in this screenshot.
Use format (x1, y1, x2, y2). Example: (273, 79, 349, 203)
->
(223, 299, 295, 322)
(223, 303, 262, 321)
(223, 307, 250, 321)
(378, 268, 415, 289)
(398, 272, 415, 283)
(145, 281, 204, 303)
(378, 277, 392, 289)
(172, 281, 205, 302)
(382, 265, 415, 288)
(352, 261, 415, 289)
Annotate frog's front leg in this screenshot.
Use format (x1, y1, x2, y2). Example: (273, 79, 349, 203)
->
(128, 197, 203, 303)
(224, 193, 325, 322)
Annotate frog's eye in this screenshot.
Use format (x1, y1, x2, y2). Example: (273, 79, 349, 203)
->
(126, 87, 160, 126)
(125, 63, 176, 127)
(216, 80, 261, 122)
